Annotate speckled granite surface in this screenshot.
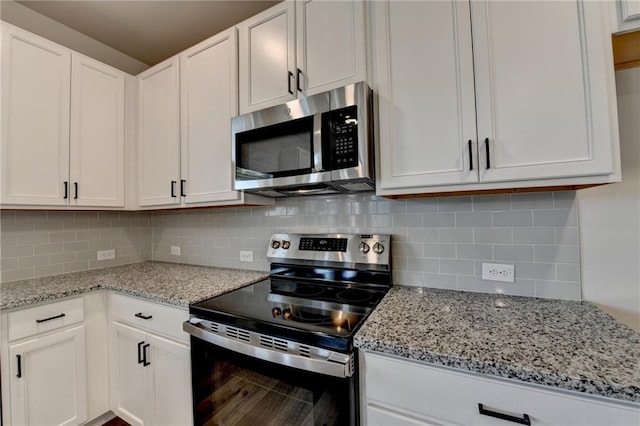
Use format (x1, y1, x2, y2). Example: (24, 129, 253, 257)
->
(0, 261, 269, 310)
(354, 286, 640, 404)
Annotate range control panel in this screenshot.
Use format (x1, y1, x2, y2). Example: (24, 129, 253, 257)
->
(267, 233, 391, 268)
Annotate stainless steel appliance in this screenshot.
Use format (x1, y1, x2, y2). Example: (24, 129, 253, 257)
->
(232, 82, 375, 197)
(184, 233, 391, 425)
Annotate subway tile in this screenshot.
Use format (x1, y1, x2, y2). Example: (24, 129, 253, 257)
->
(553, 191, 577, 209)
(457, 276, 496, 294)
(50, 252, 77, 264)
(1, 245, 34, 258)
(440, 259, 474, 275)
(492, 211, 533, 227)
(34, 264, 64, 278)
(456, 244, 492, 260)
(534, 245, 580, 264)
(557, 264, 580, 282)
(367, 214, 392, 228)
(1, 258, 18, 270)
(406, 198, 438, 213)
(18, 254, 51, 268)
(556, 227, 580, 245)
(533, 210, 578, 227)
(511, 192, 553, 210)
(422, 213, 455, 228)
(1, 220, 35, 232)
(1, 268, 34, 282)
(437, 196, 472, 212)
(64, 261, 89, 273)
(423, 243, 456, 259)
(439, 228, 473, 243)
(18, 232, 50, 245)
(473, 228, 512, 244)
(49, 231, 76, 243)
(407, 228, 438, 243)
(377, 199, 406, 214)
(75, 229, 101, 241)
(393, 271, 424, 287)
(393, 214, 423, 228)
(0, 210, 16, 222)
(423, 273, 457, 290)
(64, 241, 89, 252)
(513, 262, 556, 280)
(392, 242, 423, 258)
(1, 233, 18, 247)
(406, 257, 439, 273)
(535, 280, 581, 301)
(455, 212, 492, 227)
(495, 279, 535, 297)
(513, 227, 555, 244)
(494, 245, 533, 261)
(472, 195, 511, 212)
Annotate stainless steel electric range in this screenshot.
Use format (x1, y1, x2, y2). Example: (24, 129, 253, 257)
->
(184, 233, 391, 426)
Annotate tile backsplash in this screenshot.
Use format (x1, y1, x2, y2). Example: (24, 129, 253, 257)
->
(1, 192, 580, 300)
(152, 191, 581, 300)
(0, 211, 151, 283)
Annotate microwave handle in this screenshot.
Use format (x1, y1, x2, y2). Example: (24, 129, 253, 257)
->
(313, 112, 324, 172)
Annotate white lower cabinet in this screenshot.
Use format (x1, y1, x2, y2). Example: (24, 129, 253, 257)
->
(109, 295, 192, 426)
(362, 351, 640, 426)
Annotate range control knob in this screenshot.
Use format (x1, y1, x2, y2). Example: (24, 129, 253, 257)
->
(272, 307, 281, 318)
(359, 242, 371, 254)
(282, 240, 291, 250)
(271, 240, 281, 249)
(373, 242, 385, 255)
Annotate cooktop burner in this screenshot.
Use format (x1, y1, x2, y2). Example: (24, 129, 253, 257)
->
(189, 233, 392, 352)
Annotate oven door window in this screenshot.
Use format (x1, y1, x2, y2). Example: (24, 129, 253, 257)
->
(191, 337, 357, 426)
(236, 116, 315, 180)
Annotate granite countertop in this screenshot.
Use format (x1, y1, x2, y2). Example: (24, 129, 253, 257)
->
(354, 286, 640, 404)
(0, 261, 269, 310)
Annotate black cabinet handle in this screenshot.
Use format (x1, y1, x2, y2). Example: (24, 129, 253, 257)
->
(16, 355, 22, 378)
(134, 312, 152, 320)
(171, 180, 177, 197)
(296, 68, 302, 92)
(36, 313, 66, 323)
(478, 404, 531, 425)
(484, 137, 491, 169)
(142, 343, 151, 366)
(137, 341, 144, 364)
(287, 71, 294, 95)
(64, 181, 68, 199)
(468, 140, 473, 170)
(73, 182, 78, 199)
(180, 180, 186, 197)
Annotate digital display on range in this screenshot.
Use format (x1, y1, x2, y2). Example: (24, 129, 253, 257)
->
(299, 238, 348, 252)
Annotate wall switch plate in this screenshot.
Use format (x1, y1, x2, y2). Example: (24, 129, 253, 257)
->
(171, 246, 181, 256)
(482, 263, 515, 283)
(240, 250, 254, 262)
(97, 249, 116, 261)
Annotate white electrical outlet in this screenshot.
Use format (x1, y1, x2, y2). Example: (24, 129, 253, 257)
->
(97, 249, 115, 261)
(240, 250, 254, 262)
(171, 246, 181, 256)
(482, 263, 515, 283)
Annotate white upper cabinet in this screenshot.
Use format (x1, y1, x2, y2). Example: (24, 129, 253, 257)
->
(296, 0, 366, 96)
(239, 1, 296, 113)
(180, 28, 241, 205)
(137, 56, 181, 207)
(613, 0, 640, 33)
(374, 1, 620, 196)
(1, 23, 127, 208)
(1, 23, 71, 206)
(70, 54, 125, 207)
(239, 0, 367, 114)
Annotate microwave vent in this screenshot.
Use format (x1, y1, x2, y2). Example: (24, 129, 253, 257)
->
(338, 182, 375, 192)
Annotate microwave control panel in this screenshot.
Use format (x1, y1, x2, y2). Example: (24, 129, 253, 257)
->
(323, 105, 358, 169)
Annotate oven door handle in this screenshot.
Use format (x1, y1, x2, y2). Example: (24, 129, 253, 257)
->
(183, 320, 354, 379)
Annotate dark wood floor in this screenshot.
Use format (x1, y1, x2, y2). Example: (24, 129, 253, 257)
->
(102, 417, 131, 426)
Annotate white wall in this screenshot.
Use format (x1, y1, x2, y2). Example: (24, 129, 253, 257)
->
(579, 67, 640, 332)
(0, 0, 148, 75)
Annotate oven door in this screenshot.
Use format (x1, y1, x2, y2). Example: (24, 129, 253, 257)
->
(184, 320, 358, 426)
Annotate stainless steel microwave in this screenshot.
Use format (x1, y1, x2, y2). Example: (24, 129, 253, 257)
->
(232, 82, 374, 197)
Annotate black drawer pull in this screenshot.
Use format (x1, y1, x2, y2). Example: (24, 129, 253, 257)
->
(36, 313, 66, 323)
(135, 312, 152, 320)
(16, 355, 22, 378)
(74, 182, 78, 199)
(484, 137, 491, 169)
(296, 68, 303, 92)
(478, 403, 531, 425)
(287, 71, 294, 95)
(180, 179, 186, 197)
(137, 341, 145, 364)
(468, 139, 473, 170)
(171, 180, 177, 197)
(63, 181, 68, 199)
(142, 343, 151, 366)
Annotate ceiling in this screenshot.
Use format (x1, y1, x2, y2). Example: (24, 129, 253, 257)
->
(15, 0, 280, 66)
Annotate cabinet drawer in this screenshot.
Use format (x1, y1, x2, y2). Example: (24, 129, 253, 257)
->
(8, 297, 84, 341)
(109, 293, 188, 342)
(363, 352, 640, 426)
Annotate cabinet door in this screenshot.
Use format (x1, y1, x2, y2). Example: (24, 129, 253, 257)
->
(146, 333, 192, 426)
(70, 54, 125, 207)
(366, 404, 441, 426)
(110, 322, 148, 426)
(137, 57, 181, 207)
(1, 24, 70, 206)
(296, 0, 366, 96)
(239, 1, 296, 114)
(472, 1, 616, 183)
(374, 1, 478, 193)
(180, 28, 241, 205)
(8, 325, 87, 426)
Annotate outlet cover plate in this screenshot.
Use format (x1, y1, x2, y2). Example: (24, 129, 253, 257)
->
(240, 251, 254, 262)
(171, 246, 181, 256)
(97, 249, 115, 261)
(482, 263, 515, 283)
